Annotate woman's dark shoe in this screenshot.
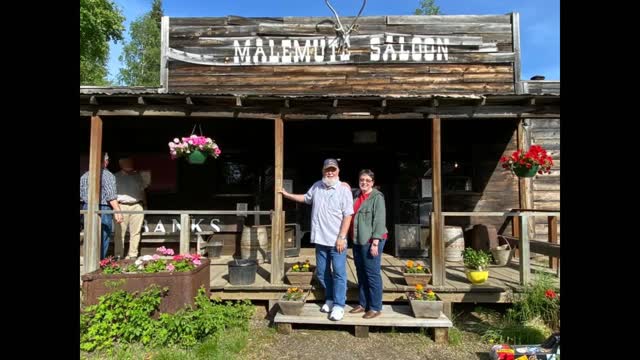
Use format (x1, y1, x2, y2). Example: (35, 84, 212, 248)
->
(349, 305, 365, 314)
(363, 310, 381, 319)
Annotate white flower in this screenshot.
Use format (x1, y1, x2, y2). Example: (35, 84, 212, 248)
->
(141, 255, 154, 262)
(134, 259, 143, 266)
(173, 138, 180, 143)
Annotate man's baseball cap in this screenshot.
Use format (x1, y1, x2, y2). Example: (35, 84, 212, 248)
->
(323, 158, 339, 170)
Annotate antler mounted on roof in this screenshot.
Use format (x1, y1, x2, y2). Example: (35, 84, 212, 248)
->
(324, 0, 367, 54)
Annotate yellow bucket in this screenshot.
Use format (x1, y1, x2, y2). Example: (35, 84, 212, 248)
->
(466, 270, 489, 284)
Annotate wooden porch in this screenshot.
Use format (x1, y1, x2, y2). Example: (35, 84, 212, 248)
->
(208, 248, 558, 304)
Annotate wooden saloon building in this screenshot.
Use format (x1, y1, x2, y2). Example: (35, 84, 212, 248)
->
(80, 12, 560, 305)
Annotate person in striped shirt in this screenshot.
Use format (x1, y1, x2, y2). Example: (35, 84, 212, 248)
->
(80, 153, 123, 259)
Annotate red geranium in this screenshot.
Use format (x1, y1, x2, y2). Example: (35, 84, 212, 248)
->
(500, 144, 554, 175)
(545, 289, 557, 299)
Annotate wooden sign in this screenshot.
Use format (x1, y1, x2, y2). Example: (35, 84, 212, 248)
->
(166, 34, 490, 66)
(142, 215, 241, 234)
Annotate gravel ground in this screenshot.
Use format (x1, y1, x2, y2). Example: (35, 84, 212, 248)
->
(238, 304, 496, 360)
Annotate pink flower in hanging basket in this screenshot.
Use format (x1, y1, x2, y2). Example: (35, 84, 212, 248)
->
(168, 135, 221, 160)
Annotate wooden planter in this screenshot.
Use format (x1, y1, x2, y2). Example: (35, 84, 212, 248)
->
(81, 258, 211, 314)
(403, 272, 432, 286)
(407, 292, 443, 318)
(286, 268, 315, 286)
(277, 290, 309, 316)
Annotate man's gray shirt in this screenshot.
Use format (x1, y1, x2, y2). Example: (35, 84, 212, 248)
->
(304, 180, 354, 247)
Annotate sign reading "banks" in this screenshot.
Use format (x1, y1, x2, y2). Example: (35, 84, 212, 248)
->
(233, 35, 450, 64)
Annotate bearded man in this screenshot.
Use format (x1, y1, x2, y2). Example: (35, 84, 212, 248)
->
(279, 158, 354, 321)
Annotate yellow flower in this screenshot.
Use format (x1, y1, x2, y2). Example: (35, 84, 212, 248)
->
(415, 284, 424, 292)
(406, 260, 414, 268)
(416, 265, 423, 271)
(293, 264, 299, 270)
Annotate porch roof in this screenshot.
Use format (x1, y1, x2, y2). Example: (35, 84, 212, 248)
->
(80, 87, 560, 120)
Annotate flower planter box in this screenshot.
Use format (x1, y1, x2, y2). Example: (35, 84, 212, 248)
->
(403, 272, 432, 286)
(277, 298, 306, 316)
(407, 293, 443, 318)
(286, 267, 315, 286)
(81, 258, 210, 314)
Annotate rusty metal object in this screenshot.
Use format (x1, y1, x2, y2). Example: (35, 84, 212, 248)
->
(81, 258, 210, 314)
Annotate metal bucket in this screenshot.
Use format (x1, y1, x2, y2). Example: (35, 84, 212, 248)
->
(228, 259, 257, 285)
(491, 242, 512, 266)
(444, 226, 465, 262)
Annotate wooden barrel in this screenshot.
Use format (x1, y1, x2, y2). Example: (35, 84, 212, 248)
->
(444, 226, 465, 262)
(240, 226, 269, 264)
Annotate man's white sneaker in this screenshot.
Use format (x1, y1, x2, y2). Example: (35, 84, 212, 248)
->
(320, 300, 334, 313)
(329, 306, 344, 321)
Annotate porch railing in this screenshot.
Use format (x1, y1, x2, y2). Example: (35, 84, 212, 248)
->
(80, 209, 273, 274)
(441, 210, 560, 285)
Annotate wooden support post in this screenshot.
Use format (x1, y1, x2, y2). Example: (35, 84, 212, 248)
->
(276, 323, 292, 334)
(271, 116, 285, 284)
(180, 213, 190, 255)
(516, 119, 534, 240)
(431, 115, 444, 286)
(84, 115, 103, 273)
(354, 325, 369, 338)
(548, 216, 559, 270)
(442, 301, 452, 319)
(519, 215, 530, 286)
(432, 328, 449, 344)
(512, 215, 521, 259)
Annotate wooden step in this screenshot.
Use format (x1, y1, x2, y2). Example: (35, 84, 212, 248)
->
(274, 303, 452, 343)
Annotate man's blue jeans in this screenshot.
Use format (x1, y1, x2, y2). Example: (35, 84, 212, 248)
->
(353, 240, 386, 312)
(315, 244, 348, 307)
(81, 203, 114, 259)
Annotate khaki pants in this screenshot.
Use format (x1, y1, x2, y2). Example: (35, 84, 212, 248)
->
(114, 203, 144, 258)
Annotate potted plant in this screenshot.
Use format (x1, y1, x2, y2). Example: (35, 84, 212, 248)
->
(81, 246, 211, 314)
(403, 260, 432, 286)
(500, 144, 554, 178)
(277, 287, 309, 315)
(462, 248, 492, 284)
(286, 259, 315, 286)
(406, 284, 443, 318)
(168, 135, 222, 164)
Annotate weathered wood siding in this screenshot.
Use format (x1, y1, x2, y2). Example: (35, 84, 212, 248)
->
(523, 80, 560, 241)
(529, 118, 560, 240)
(166, 15, 517, 95)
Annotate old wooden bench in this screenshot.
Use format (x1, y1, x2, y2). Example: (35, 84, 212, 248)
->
(273, 303, 452, 343)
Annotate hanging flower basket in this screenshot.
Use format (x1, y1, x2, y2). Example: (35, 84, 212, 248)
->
(500, 145, 553, 178)
(188, 150, 207, 165)
(512, 164, 540, 178)
(168, 135, 221, 165)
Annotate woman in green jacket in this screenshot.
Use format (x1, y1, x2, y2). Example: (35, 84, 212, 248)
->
(348, 169, 388, 319)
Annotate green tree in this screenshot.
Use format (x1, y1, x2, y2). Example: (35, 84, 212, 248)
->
(80, 0, 125, 85)
(414, 0, 441, 15)
(118, 0, 163, 86)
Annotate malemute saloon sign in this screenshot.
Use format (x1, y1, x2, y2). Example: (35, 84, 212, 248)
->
(233, 36, 453, 64)
(164, 14, 519, 94)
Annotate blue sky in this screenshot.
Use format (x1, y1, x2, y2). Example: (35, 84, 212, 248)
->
(106, 0, 559, 83)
